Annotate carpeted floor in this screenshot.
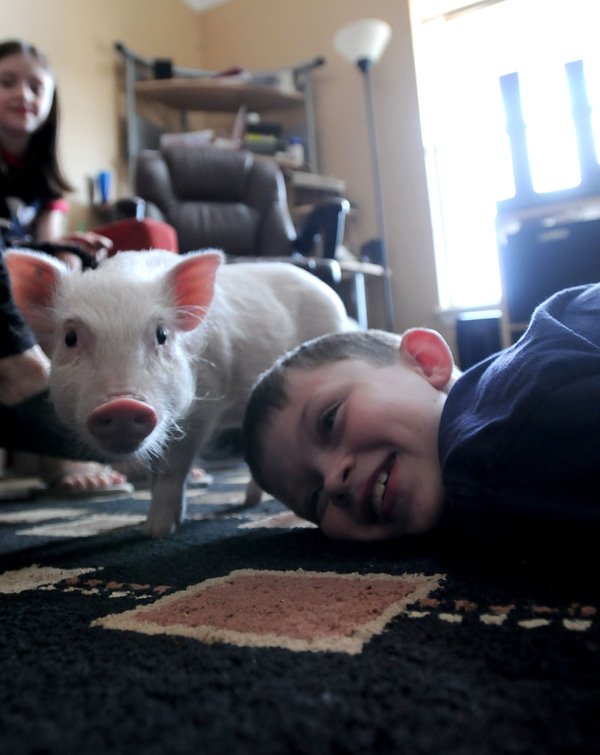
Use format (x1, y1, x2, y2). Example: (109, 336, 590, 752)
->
(1, 460, 599, 755)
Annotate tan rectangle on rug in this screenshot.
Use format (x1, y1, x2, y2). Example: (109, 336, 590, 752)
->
(92, 568, 443, 654)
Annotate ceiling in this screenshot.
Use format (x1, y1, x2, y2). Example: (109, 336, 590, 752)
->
(181, 0, 230, 12)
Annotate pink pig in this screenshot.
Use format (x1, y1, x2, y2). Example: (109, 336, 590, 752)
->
(6, 249, 349, 536)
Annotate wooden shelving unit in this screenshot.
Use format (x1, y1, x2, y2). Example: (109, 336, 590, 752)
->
(115, 43, 324, 181)
(135, 78, 304, 113)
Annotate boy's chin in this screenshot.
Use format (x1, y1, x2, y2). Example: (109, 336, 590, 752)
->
(401, 494, 446, 537)
(327, 518, 441, 542)
(321, 517, 420, 542)
(370, 496, 445, 541)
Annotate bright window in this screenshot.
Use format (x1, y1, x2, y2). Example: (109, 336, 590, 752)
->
(411, 0, 600, 310)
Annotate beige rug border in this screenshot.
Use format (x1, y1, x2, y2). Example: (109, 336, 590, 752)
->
(91, 568, 444, 655)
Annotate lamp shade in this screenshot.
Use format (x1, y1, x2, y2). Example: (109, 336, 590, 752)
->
(333, 18, 392, 66)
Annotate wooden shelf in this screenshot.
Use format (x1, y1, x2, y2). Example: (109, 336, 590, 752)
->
(338, 259, 385, 277)
(290, 170, 346, 194)
(117, 45, 324, 175)
(135, 77, 304, 113)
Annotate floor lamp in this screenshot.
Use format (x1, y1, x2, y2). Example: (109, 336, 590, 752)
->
(334, 18, 395, 332)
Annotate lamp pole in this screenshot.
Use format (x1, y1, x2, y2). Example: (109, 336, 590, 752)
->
(334, 18, 394, 331)
(357, 57, 395, 332)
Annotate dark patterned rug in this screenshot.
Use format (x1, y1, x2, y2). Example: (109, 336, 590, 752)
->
(1, 460, 599, 755)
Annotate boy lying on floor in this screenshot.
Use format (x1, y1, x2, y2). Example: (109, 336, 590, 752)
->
(242, 283, 600, 542)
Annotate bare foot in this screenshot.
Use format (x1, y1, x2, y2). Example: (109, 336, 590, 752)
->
(188, 466, 211, 485)
(39, 457, 132, 494)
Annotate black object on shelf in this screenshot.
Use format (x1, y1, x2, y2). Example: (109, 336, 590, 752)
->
(153, 59, 173, 79)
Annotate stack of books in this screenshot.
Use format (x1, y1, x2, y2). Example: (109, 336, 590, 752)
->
(243, 122, 284, 156)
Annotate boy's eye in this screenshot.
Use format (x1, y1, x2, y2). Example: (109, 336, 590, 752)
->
(317, 404, 339, 440)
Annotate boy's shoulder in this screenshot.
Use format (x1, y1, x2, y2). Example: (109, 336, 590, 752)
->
(441, 283, 600, 455)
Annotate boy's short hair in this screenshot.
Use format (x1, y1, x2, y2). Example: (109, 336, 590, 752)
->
(242, 329, 401, 495)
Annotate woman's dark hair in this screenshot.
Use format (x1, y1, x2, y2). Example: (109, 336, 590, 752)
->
(0, 39, 73, 194)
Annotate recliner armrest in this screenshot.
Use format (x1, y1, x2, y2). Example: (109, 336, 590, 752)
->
(226, 253, 342, 288)
(290, 254, 342, 287)
(293, 198, 351, 259)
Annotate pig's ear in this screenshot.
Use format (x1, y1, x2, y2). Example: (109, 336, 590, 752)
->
(170, 250, 223, 331)
(4, 251, 65, 333)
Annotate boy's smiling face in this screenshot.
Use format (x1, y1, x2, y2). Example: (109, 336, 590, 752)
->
(260, 330, 454, 541)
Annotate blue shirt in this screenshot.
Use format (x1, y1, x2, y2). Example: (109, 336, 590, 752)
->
(439, 284, 600, 537)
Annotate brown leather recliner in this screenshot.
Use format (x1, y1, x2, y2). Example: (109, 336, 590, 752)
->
(114, 144, 349, 290)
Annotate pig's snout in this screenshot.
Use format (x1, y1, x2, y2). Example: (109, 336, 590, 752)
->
(87, 398, 157, 454)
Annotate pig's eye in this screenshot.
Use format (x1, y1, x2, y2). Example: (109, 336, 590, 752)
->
(65, 329, 77, 348)
(156, 326, 168, 345)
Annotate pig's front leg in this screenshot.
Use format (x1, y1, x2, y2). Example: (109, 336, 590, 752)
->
(144, 431, 200, 537)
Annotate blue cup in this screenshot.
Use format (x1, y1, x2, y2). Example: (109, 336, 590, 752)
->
(97, 170, 112, 204)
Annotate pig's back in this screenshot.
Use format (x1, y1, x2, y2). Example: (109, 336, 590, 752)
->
(217, 261, 348, 341)
(190, 260, 351, 430)
(197, 261, 349, 416)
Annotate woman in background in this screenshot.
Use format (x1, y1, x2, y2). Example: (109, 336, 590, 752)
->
(0, 38, 131, 495)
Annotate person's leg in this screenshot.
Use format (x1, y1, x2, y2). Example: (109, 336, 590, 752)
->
(0, 346, 50, 407)
(1, 256, 131, 495)
(1, 391, 132, 495)
(0, 391, 90, 457)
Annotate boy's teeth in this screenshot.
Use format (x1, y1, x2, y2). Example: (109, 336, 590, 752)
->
(371, 470, 389, 516)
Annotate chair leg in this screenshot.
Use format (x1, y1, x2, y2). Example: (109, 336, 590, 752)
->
(352, 271, 368, 329)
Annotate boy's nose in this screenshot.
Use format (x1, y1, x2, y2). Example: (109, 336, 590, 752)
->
(323, 454, 354, 506)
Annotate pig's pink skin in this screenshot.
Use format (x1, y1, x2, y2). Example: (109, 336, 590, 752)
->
(87, 398, 157, 454)
(5, 248, 350, 538)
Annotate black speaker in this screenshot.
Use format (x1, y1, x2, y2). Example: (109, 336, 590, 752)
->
(499, 218, 600, 323)
(153, 59, 173, 79)
(456, 310, 502, 369)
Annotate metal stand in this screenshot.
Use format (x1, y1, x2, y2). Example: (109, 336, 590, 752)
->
(358, 58, 395, 332)
(114, 42, 324, 185)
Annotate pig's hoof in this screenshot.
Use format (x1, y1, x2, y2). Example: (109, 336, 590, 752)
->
(143, 517, 178, 538)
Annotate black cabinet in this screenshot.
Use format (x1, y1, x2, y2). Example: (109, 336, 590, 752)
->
(499, 217, 600, 344)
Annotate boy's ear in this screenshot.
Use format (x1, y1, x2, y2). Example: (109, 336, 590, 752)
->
(399, 328, 455, 390)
